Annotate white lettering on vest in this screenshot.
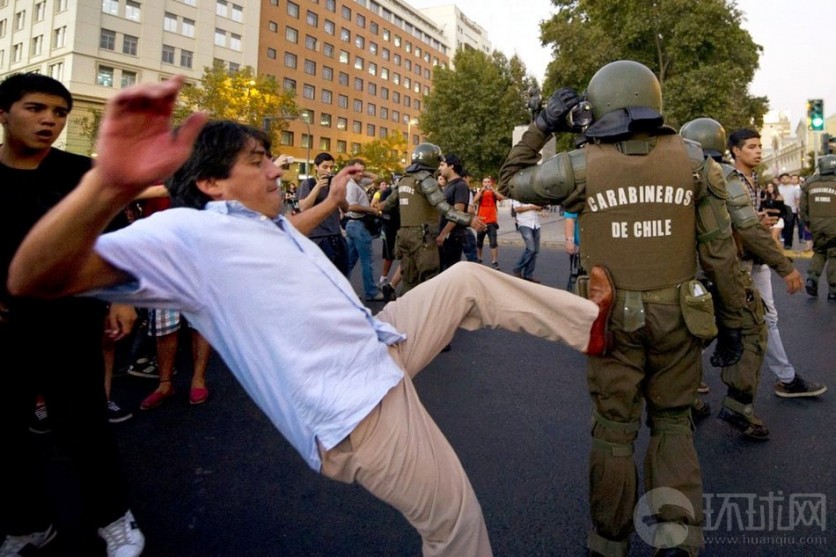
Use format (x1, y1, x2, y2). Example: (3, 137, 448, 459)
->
(587, 185, 692, 212)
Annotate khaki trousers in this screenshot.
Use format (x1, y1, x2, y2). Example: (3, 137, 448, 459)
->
(321, 262, 598, 556)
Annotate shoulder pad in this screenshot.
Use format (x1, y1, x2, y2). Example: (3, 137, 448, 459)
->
(700, 157, 729, 201)
(683, 138, 706, 172)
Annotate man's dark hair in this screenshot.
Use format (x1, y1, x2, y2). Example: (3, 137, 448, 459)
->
(0, 72, 73, 112)
(443, 154, 464, 175)
(166, 120, 270, 209)
(778, 173, 789, 179)
(314, 152, 335, 166)
(346, 157, 366, 167)
(727, 128, 760, 159)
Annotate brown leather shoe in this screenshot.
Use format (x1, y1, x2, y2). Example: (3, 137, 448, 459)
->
(585, 265, 614, 356)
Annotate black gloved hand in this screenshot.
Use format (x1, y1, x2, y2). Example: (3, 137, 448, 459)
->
(534, 88, 581, 134)
(710, 327, 743, 368)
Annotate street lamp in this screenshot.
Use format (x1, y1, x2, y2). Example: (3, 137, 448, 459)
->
(262, 112, 312, 180)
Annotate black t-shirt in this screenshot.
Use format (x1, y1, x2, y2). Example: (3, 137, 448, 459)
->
(439, 177, 470, 237)
(0, 148, 110, 334)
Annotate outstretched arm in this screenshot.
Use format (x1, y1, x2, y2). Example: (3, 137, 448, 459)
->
(8, 76, 207, 299)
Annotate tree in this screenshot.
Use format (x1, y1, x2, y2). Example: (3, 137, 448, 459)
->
(353, 132, 408, 180)
(174, 62, 299, 146)
(421, 48, 536, 180)
(76, 108, 103, 156)
(539, 0, 768, 134)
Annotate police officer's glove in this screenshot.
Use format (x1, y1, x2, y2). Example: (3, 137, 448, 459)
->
(709, 327, 743, 368)
(535, 88, 581, 135)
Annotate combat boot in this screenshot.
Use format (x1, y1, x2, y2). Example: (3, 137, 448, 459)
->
(805, 277, 818, 297)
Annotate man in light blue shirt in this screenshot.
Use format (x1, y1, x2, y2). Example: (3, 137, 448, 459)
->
(9, 78, 615, 556)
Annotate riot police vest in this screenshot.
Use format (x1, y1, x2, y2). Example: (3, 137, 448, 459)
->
(580, 135, 697, 290)
(397, 171, 441, 228)
(804, 177, 836, 219)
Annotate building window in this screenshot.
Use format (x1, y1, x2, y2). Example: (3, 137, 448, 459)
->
(394, 35, 401, 47)
(366, 124, 375, 137)
(367, 82, 377, 95)
(339, 72, 348, 86)
(12, 42, 22, 63)
(162, 44, 175, 64)
(392, 110, 399, 123)
(100, 29, 116, 50)
(341, 6, 351, 20)
(356, 14, 366, 28)
(379, 127, 387, 138)
(285, 27, 298, 43)
(97, 66, 114, 87)
(354, 56, 364, 70)
(320, 113, 332, 127)
(351, 143, 361, 154)
(14, 11, 25, 31)
(319, 137, 330, 151)
(284, 52, 297, 68)
(281, 131, 294, 146)
(230, 34, 241, 51)
(231, 4, 243, 22)
(370, 42, 378, 55)
(340, 28, 350, 42)
(337, 140, 346, 154)
(304, 59, 316, 75)
(382, 48, 390, 61)
(366, 103, 376, 116)
(48, 61, 64, 80)
(323, 42, 334, 57)
(181, 49, 193, 68)
(306, 11, 318, 27)
(53, 26, 67, 48)
(324, 20, 334, 35)
(394, 54, 401, 66)
(380, 107, 388, 120)
(287, 1, 299, 18)
(164, 13, 178, 32)
(355, 35, 365, 49)
(337, 117, 347, 130)
(301, 134, 312, 149)
(370, 22, 378, 35)
(123, 34, 138, 56)
(339, 50, 349, 64)
(267, 47, 277, 59)
(121, 70, 137, 88)
(322, 66, 334, 81)
(102, 0, 119, 15)
(368, 63, 377, 76)
(216, 0, 228, 18)
(214, 29, 226, 47)
(383, 29, 390, 41)
(283, 77, 296, 91)
(321, 90, 332, 104)
(381, 87, 389, 100)
(381, 68, 389, 80)
(268, 21, 278, 33)
(305, 35, 317, 51)
(0, 20, 5, 38)
(325, 0, 335, 12)
(352, 120, 361, 133)
(353, 77, 363, 91)
(229, 62, 240, 72)
(125, 1, 141, 22)
(338, 94, 348, 108)
(35, 2, 46, 21)
(182, 19, 195, 37)
(353, 99, 362, 113)
(302, 84, 315, 100)
(393, 91, 400, 103)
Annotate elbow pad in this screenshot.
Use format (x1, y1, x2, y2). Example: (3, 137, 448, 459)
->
(420, 175, 471, 226)
(695, 159, 733, 243)
(725, 173, 760, 230)
(508, 150, 581, 205)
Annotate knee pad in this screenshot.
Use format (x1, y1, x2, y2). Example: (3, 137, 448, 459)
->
(647, 408, 693, 436)
(591, 410, 640, 457)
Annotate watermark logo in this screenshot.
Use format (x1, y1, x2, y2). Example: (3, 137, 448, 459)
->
(634, 488, 827, 549)
(634, 487, 696, 548)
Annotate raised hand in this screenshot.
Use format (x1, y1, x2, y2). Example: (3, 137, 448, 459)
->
(95, 76, 208, 192)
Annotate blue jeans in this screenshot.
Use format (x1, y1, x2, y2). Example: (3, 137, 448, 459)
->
(513, 226, 540, 278)
(462, 229, 478, 262)
(346, 220, 377, 298)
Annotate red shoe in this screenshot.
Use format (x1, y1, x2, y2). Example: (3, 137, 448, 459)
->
(140, 388, 175, 410)
(585, 265, 614, 357)
(189, 387, 209, 405)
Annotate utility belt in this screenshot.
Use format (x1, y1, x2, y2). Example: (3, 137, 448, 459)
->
(577, 275, 717, 339)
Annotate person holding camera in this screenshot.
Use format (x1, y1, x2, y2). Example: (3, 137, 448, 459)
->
(297, 152, 350, 275)
(500, 60, 747, 557)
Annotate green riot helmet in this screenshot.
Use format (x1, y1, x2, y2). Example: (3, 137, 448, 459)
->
(583, 60, 663, 139)
(818, 154, 836, 175)
(410, 142, 443, 171)
(587, 60, 662, 119)
(680, 118, 727, 160)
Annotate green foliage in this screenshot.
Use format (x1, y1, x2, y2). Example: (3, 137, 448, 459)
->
(355, 132, 408, 179)
(422, 48, 536, 179)
(540, 0, 768, 132)
(75, 108, 103, 155)
(174, 61, 299, 146)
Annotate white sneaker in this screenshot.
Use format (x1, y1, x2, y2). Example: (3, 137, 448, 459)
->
(98, 510, 145, 557)
(0, 524, 57, 556)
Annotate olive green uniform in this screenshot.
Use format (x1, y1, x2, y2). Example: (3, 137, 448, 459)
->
(382, 169, 473, 293)
(800, 175, 836, 296)
(500, 124, 745, 557)
(717, 164, 796, 419)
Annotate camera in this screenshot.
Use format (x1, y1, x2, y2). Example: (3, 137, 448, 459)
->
(567, 101, 594, 131)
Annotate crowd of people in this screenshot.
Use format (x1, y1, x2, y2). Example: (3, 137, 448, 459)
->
(1, 58, 832, 557)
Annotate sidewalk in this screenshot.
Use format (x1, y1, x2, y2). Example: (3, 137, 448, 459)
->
(494, 200, 567, 248)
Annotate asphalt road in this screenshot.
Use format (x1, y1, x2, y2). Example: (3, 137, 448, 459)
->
(35, 233, 834, 556)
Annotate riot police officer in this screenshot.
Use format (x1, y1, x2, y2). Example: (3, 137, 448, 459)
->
(801, 154, 836, 300)
(382, 143, 485, 293)
(499, 60, 745, 557)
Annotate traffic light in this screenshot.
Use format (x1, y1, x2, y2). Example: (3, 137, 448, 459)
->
(808, 98, 825, 131)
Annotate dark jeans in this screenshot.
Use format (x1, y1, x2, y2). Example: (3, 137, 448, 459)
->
(782, 211, 797, 248)
(440, 233, 465, 271)
(312, 234, 350, 276)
